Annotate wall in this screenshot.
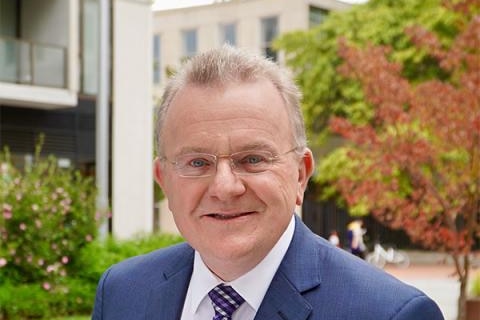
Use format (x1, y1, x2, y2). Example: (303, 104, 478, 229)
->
(0, 0, 78, 107)
(112, 0, 154, 238)
(21, 0, 68, 46)
(153, 0, 350, 95)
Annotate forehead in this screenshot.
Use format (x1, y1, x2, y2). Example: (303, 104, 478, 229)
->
(164, 79, 290, 124)
(162, 80, 293, 152)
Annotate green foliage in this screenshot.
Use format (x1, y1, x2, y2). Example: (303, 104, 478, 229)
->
(0, 233, 184, 319)
(0, 138, 184, 318)
(0, 279, 96, 320)
(73, 233, 184, 284)
(0, 141, 98, 286)
(275, 0, 457, 148)
(315, 147, 358, 201)
(471, 273, 480, 297)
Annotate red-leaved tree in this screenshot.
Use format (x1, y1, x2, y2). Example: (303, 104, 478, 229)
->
(329, 1, 479, 318)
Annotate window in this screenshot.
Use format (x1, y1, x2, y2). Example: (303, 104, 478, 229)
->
(153, 34, 161, 84)
(182, 29, 197, 59)
(309, 6, 329, 28)
(260, 16, 278, 61)
(0, 0, 18, 82)
(0, 0, 18, 37)
(219, 22, 236, 46)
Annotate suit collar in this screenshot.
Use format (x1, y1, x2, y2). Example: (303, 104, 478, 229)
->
(254, 215, 322, 320)
(145, 244, 194, 320)
(143, 215, 322, 320)
(279, 215, 322, 292)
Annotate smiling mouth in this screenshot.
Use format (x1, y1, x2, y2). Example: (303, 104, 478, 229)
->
(206, 212, 254, 220)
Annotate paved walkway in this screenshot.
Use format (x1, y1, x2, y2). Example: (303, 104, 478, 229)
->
(381, 251, 480, 320)
(385, 264, 460, 320)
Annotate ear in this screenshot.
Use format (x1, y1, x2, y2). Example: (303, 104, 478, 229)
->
(153, 157, 166, 189)
(296, 148, 315, 206)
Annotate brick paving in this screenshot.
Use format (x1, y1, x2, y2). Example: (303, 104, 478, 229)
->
(385, 264, 458, 280)
(385, 264, 460, 320)
(380, 251, 480, 320)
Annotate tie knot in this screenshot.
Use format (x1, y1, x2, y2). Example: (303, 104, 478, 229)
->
(208, 284, 245, 320)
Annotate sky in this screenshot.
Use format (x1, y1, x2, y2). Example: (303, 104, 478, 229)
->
(152, 0, 368, 11)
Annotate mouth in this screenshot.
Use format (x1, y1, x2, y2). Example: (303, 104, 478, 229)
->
(205, 211, 255, 220)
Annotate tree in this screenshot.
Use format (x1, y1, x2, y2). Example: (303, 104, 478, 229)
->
(275, 0, 458, 149)
(324, 1, 479, 319)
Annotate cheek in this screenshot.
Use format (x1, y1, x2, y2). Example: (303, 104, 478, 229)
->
(276, 165, 300, 191)
(165, 181, 206, 241)
(163, 178, 205, 214)
(253, 170, 299, 207)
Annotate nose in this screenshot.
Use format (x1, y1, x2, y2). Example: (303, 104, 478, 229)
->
(207, 158, 246, 200)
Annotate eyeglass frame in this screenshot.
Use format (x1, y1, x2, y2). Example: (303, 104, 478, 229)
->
(159, 146, 303, 178)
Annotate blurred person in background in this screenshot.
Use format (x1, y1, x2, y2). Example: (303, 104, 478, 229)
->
(328, 230, 341, 247)
(347, 219, 367, 259)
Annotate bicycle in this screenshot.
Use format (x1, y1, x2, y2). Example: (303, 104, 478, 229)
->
(366, 243, 410, 269)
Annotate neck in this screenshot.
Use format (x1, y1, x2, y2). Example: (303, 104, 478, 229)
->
(201, 250, 267, 282)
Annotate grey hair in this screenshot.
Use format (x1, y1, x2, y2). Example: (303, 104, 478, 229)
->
(155, 45, 306, 156)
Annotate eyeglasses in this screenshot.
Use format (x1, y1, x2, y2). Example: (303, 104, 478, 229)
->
(160, 147, 300, 178)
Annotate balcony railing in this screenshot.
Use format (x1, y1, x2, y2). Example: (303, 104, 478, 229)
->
(0, 37, 67, 89)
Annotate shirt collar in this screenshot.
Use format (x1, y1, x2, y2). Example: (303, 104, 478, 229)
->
(189, 214, 296, 313)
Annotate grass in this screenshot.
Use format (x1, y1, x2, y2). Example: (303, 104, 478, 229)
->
(52, 316, 90, 320)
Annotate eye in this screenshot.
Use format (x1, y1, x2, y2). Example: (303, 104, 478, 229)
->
(239, 153, 268, 165)
(188, 158, 211, 168)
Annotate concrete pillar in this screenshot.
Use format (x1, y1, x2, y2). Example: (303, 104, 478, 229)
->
(112, 0, 153, 238)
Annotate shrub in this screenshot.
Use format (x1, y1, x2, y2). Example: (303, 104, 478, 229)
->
(470, 272, 480, 298)
(0, 279, 96, 320)
(0, 232, 183, 319)
(0, 138, 183, 318)
(0, 142, 98, 286)
(73, 233, 184, 283)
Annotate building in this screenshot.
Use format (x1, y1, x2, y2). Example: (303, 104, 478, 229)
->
(0, 0, 153, 238)
(152, 0, 352, 233)
(153, 0, 351, 92)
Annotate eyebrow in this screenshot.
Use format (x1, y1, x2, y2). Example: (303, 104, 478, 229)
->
(176, 142, 276, 155)
(176, 146, 211, 154)
(236, 142, 275, 152)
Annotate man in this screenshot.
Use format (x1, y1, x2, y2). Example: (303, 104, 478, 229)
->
(92, 46, 444, 319)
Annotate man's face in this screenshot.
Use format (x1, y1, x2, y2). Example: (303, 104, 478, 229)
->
(154, 79, 313, 279)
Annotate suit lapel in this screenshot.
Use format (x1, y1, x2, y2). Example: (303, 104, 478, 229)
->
(145, 246, 194, 320)
(254, 215, 322, 320)
(143, 216, 322, 320)
(253, 272, 313, 320)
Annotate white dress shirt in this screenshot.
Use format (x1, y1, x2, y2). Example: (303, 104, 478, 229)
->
(180, 215, 296, 320)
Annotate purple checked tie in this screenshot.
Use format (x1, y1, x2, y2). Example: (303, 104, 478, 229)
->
(208, 284, 245, 320)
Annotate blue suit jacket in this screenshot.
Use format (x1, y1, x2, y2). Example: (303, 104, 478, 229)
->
(92, 216, 444, 319)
